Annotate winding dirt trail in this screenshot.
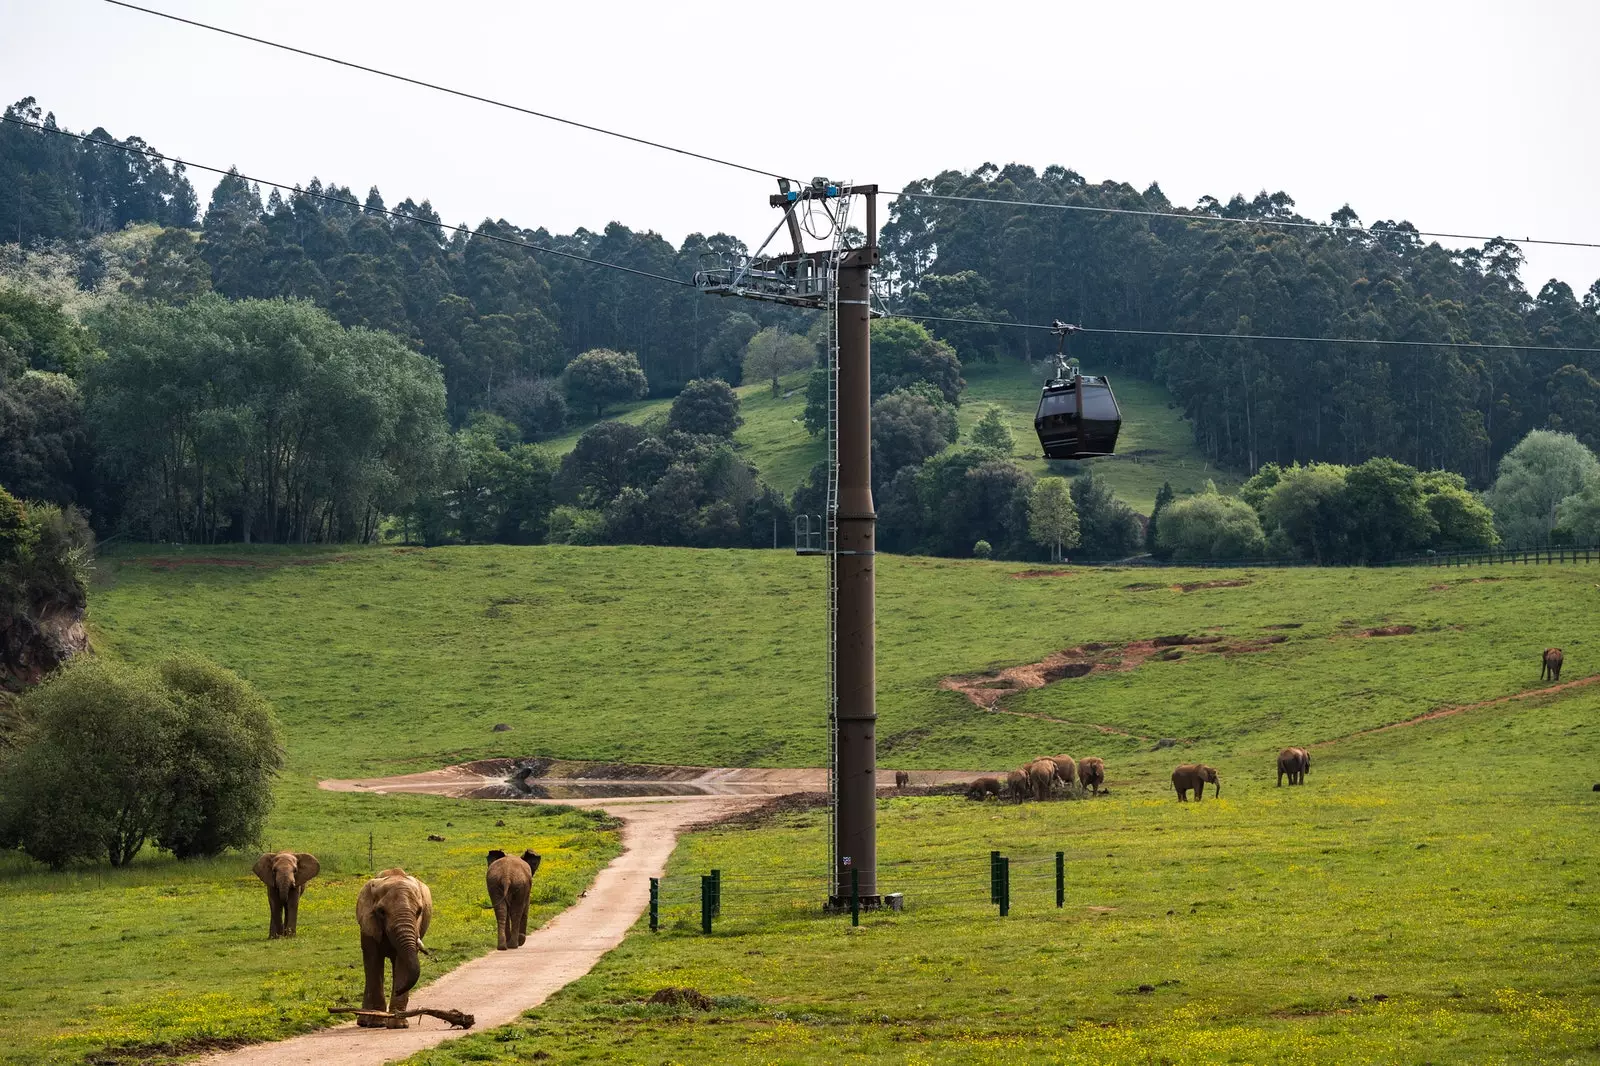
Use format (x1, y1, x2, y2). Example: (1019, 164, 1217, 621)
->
(200, 796, 747, 1066)
(1319, 671, 1600, 745)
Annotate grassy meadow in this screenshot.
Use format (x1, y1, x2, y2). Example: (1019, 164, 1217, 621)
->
(3, 543, 1597, 1063)
(542, 361, 1231, 514)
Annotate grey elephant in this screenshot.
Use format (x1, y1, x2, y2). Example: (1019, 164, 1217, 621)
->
(966, 776, 1003, 800)
(356, 868, 433, 1028)
(1277, 747, 1310, 786)
(1050, 754, 1077, 788)
(1172, 763, 1220, 801)
(253, 851, 319, 938)
(486, 849, 542, 950)
(1026, 758, 1059, 800)
(1005, 768, 1030, 801)
(1078, 757, 1106, 795)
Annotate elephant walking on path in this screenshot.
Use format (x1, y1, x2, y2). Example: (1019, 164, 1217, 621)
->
(356, 870, 434, 1028)
(1172, 763, 1220, 801)
(487, 850, 542, 951)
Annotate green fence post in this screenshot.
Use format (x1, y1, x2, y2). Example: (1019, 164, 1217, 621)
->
(1056, 851, 1065, 908)
(999, 857, 1010, 917)
(649, 877, 659, 932)
(851, 868, 860, 927)
(711, 868, 721, 918)
(990, 850, 1001, 904)
(700, 875, 712, 934)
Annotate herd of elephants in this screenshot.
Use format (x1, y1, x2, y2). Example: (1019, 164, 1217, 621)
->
(958, 748, 1311, 805)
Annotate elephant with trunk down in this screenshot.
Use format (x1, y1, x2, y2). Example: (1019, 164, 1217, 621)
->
(1277, 747, 1310, 786)
(487, 849, 542, 950)
(356, 869, 433, 1028)
(254, 851, 319, 938)
(1172, 763, 1220, 801)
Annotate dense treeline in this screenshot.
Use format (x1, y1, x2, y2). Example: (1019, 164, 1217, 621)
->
(884, 166, 1600, 482)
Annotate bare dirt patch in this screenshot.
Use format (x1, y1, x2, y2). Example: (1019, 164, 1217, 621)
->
(647, 987, 716, 1011)
(1361, 625, 1417, 637)
(1012, 569, 1073, 579)
(1173, 579, 1251, 592)
(88, 1037, 251, 1064)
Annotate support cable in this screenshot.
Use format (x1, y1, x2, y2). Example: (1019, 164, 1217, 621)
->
(893, 190, 1600, 252)
(888, 311, 1600, 355)
(0, 115, 693, 288)
(101, 0, 795, 182)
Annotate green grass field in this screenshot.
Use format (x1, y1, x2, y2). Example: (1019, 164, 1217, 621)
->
(541, 362, 1232, 514)
(4, 545, 1597, 1063)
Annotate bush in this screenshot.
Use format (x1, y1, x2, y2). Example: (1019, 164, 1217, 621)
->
(973, 539, 993, 559)
(1156, 489, 1266, 561)
(0, 656, 281, 868)
(668, 378, 742, 438)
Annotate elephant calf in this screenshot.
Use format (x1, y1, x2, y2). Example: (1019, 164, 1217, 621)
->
(254, 850, 319, 938)
(1277, 747, 1310, 786)
(356, 869, 433, 1028)
(894, 771, 910, 788)
(1172, 763, 1220, 801)
(966, 776, 1002, 800)
(1005, 769, 1030, 801)
(1078, 757, 1106, 795)
(487, 849, 543, 951)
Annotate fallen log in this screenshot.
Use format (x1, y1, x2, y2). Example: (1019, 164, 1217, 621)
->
(327, 1005, 475, 1029)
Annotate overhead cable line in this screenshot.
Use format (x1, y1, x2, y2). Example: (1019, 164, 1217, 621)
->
(101, 0, 794, 182)
(0, 115, 693, 288)
(893, 190, 1600, 252)
(889, 311, 1600, 354)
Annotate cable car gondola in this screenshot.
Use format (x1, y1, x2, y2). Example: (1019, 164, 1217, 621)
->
(1034, 320, 1121, 460)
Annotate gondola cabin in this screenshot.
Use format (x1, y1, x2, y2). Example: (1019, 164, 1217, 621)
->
(1034, 372, 1121, 460)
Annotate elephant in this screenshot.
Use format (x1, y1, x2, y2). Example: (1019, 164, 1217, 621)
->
(1026, 758, 1059, 801)
(1277, 747, 1310, 786)
(1005, 769, 1030, 801)
(1542, 647, 1563, 682)
(1172, 763, 1220, 801)
(253, 851, 319, 938)
(355, 869, 433, 1028)
(486, 849, 542, 951)
(1078, 757, 1105, 795)
(966, 776, 1003, 800)
(1050, 754, 1077, 788)
(894, 771, 910, 789)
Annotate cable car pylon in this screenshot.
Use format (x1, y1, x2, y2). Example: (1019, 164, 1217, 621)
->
(696, 178, 882, 910)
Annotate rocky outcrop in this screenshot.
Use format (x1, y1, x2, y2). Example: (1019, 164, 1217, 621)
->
(0, 602, 88, 690)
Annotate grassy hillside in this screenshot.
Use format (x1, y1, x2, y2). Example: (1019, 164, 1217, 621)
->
(541, 363, 1233, 514)
(6, 545, 1596, 1064)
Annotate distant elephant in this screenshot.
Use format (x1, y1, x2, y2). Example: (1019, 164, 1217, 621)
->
(356, 869, 433, 1027)
(1277, 747, 1310, 786)
(1542, 647, 1563, 682)
(1005, 769, 1030, 801)
(895, 771, 910, 789)
(1172, 763, 1220, 801)
(966, 776, 1003, 800)
(253, 851, 319, 938)
(487, 849, 542, 950)
(1078, 757, 1105, 795)
(1050, 754, 1077, 788)
(1026, 758, 1059, 801)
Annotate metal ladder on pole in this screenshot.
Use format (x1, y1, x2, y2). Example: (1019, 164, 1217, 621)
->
(823, 190, 852, 881)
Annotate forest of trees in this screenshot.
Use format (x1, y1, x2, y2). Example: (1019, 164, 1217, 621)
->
(4, 96, 1600, 559)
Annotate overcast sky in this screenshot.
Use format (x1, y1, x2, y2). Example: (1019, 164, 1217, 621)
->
(6, 0, 1599, 302)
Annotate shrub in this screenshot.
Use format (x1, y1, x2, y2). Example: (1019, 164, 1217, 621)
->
(973, 539, 993, 559)
(1157, 489, 1267, 562)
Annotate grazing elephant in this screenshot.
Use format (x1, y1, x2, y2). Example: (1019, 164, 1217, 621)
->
(356, 869, 433, 1028)
(486, 849, 542, 951)
(1078, 757, 1105, 795)
(894, 771, 910, 789)
(1050, 754, 1077, 788)
(1277, 747, 1310, 786)
(253, 851, 319, 938)
(966, 776, 1003, 800)
(1026, 758, 1059, 800)
(1005, 769, 1030, 801)
(1542, 647, 1563, 682)
(1172, 763, 1220, 801)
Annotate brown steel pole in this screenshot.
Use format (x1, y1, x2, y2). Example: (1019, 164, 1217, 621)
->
(832, 229, 878, 906)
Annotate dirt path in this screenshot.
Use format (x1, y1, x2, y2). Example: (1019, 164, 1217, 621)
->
(1321, 671, 1600, 745)
(200, 796, 746, 1066)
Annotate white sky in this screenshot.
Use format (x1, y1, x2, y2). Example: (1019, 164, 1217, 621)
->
(5, 0, 1599, 299)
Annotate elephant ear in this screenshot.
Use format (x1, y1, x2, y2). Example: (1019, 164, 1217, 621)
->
(294, 854, 320, 884)
(522, 850, 543, 876)
(253, 853, 276, 884)
(486, 849, 507, 865)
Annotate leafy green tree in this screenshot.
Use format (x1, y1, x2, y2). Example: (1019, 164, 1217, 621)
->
(547, 505, 605, 545)
(741, 328, 814, 395)
(1070, 472, 1142, 558)
(1146, 480, 1175, 555)
(973, 539, 993, 559)
(869, 318, 964, 404)
(702, 312, 759, 385)
(871, 385, 958, 483)
(1027, 477, 1079, 562)
(1259, 463, 1350, 563)
(1483, 430, 1600, 546)
(970, 406, 1014, 455)
(1155, 489, 1266, 561)
(0, 370, 90, 505)
(493, 374, 568, 440)
(802, 368, 830, 438)
(668, 378, 742, 438)
(153, 656, 283, 860)
(564, 348, 648, 418)
(558, 421, 648, 506)
(1419, 470, 1498, 550)
(1339, 458, 1438, 563)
